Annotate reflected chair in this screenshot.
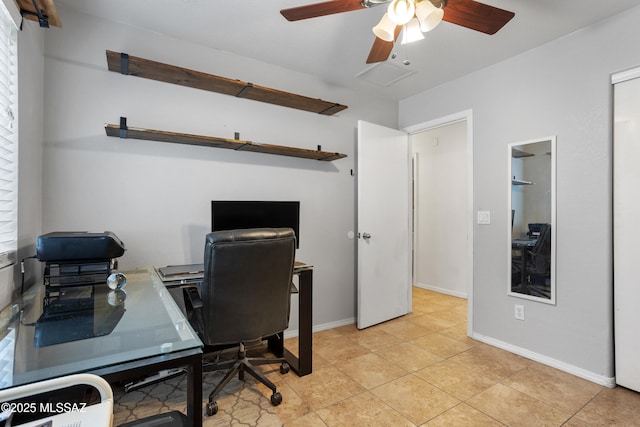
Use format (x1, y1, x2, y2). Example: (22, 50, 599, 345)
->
(529, 224, 551, 287)
(184, 228, 296, 416)
(512, 223, 551, 297)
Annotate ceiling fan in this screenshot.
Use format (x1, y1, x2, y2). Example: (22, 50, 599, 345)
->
(280, 0, 515, 64)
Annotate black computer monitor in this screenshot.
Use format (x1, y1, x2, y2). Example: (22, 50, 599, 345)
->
(211, 201, 300, 248)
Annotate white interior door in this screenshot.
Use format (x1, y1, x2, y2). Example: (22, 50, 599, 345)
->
(613, 69, 640, 392)
(357, 120, 411, 329)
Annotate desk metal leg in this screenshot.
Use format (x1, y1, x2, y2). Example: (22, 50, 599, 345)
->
(272, 268, 313, 376)
(186, 353, 203, 427)
(296, 269, 313, 376)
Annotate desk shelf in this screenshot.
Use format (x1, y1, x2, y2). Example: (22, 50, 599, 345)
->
(105, 119, 347, 161)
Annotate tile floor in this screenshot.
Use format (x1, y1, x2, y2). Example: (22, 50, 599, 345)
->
(114, 287, 640, 426)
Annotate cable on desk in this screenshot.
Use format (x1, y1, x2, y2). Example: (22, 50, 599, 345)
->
(20, 254, 37, 295)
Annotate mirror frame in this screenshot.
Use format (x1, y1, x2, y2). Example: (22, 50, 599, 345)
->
(507, 136, 556, 305)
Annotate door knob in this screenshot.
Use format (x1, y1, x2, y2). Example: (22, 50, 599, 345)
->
(362, 233, 371, 239)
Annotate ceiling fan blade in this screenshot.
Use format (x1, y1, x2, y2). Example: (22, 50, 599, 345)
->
(366, 26, 402, 64)
(443, 0, 515, 35)
(281, 0, 367, 21)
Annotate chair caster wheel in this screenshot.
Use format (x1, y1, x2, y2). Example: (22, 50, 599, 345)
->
(206, 401, 218, 416)
(271, 392, 283, 406)
(280, 363, 290, 374)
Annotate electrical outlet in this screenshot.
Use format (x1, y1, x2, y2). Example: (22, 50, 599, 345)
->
(514, 304, 525, 320)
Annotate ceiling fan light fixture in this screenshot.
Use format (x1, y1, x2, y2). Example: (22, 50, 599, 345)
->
(415, 0, 443, 32)
(372, 13, 397, 42)
(401, 17, 424, 44)
(387, 0, 415, 25)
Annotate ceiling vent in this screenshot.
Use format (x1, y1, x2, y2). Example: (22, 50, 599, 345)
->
(355, 61, 415, 87)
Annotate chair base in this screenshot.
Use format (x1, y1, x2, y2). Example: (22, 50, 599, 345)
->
(203, 343, 289, 416)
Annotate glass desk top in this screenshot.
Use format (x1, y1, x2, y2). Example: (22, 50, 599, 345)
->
(0, 267, 203, 389)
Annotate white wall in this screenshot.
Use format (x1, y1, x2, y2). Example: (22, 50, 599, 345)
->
(412, 121, 468, 298)
(40, 5, 397, 331)
(400, 7, 640, 385)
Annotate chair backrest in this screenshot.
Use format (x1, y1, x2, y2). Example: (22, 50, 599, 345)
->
(199, 228, 296, 346)
(532, 223, 551, 272)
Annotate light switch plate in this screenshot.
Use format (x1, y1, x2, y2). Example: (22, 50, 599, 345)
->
(477, 210, 491, 225)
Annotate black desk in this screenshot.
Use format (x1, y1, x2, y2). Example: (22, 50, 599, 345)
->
(0, 268, 203, 426)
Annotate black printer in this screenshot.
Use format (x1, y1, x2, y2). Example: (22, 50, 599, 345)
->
(34, 231, 127, 346)
(36, 231, 126, 288)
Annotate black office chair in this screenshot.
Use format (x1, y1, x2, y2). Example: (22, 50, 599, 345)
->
(184, 228, 296, 416)
(529, 224, 551, 284)
(512, 223, 551, 297)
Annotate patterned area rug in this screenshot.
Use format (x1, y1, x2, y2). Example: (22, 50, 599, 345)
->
(113, 370, 284, 426)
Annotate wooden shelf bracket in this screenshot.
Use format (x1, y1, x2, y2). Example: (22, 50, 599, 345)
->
(106, 118, 347, 162)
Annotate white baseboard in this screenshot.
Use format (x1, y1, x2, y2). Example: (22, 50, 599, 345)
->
(284, 317, 356, 339)
(472, 332, 616, 388)
(415, 282, 467, 299)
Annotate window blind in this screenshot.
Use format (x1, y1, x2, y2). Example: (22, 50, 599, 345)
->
(0, 2, 16, 269)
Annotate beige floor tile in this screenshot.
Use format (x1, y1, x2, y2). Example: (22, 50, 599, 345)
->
(467, 383, 571, 427)
(336, 352, 408, 389)
(316, 391, 415, 427)
(448, 344, 530, 382)
(410, 332, 474, 358)
(414, 359, 497, 400)
(377, 318, 432, 340)
(527, 362, 603, 395)
(332, 323, 360, 335)
(311, 351, 331, 370)
(375, 341, 444, 372)
(425, 403, 504, 427)
(502, 366, 601, 414)
(285, 411, 329, 427)
(313, 328, 346, 347)
(371, 374, 460, 425)
(438, 323, 478, 345)
(313, 334, 371, 364)
(283, 365, 365, 410)
(408, 314, 458, 332)
(411, 300, 453, 315)
(262, 381, 313, 424)
(350, 327, 405, 351)
(568, 386, 640, 426)
(420, 293, 466, 308)
(426, 306, 468, 324)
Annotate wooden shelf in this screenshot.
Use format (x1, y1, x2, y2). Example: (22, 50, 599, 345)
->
(512, 148, 534, 158)
(105, 50, 348, 116)
(512, 178, 534, 185)
(15, 0, 61, 27)
(105, 120, 347, 162)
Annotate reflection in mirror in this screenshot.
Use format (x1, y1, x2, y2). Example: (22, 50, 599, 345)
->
(508, 137, 556, 304)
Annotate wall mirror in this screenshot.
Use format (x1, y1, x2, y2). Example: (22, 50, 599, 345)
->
(508, 137, 556, 304)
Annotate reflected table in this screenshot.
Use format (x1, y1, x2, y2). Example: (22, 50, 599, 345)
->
(0, 268, 203, 426)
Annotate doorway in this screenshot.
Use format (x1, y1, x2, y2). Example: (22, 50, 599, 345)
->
(404, 111, 473, 334)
